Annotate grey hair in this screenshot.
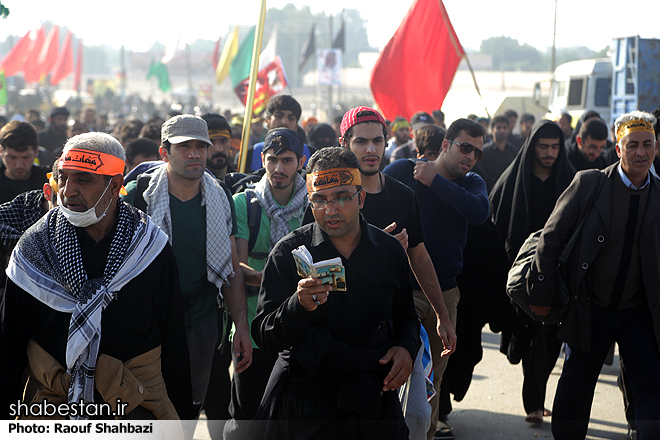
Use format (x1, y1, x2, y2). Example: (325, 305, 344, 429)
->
(614, 111, 657, 139)
(62, 132, 126, 162)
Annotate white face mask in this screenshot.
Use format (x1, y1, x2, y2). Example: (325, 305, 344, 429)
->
(59, 179, 113, 228)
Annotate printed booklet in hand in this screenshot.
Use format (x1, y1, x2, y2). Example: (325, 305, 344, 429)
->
(292, 245, 347, 291)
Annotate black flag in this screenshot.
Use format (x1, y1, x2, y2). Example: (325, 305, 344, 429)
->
(299, 24, 316, 72)
(332, 20, 345, 52)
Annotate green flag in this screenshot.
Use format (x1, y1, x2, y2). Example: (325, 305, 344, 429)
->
(147, 59, 171, 92)
(0, 70, 7, 106)
(230, 26, 255, 88)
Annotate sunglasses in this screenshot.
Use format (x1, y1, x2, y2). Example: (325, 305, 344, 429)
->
(448, 140, 484, 161)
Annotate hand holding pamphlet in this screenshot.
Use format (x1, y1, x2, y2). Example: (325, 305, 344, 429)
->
(292, 245, 347, 291)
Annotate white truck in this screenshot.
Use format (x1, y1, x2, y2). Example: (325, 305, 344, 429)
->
(544, 36, 660, 127)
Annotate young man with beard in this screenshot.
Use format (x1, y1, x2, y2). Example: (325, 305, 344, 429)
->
(123, 115, 252, 432)
(566, 118, 608, 172)
(472, 115, 518, 192)
(0, 121, 49, 204)
(38, 107, 70, 154)
(224, 128, 308, 439)
(251, 147, 419, 440)
(202, 113, 236, 181)
(339, 107, 455, 440)
(490, 120, 575, 425)
(384, 118, 489, 439)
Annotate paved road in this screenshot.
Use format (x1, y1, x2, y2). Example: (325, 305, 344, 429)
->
(194, 329, 630, 440)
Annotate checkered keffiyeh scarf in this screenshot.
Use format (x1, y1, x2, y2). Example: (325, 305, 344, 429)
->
(143, 164, 233, 292)
(254, 172, 308, 249)
(6, 200, 168, 419)
(0, 189, 46, 247)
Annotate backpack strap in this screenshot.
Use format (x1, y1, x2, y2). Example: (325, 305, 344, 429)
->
(244, 189, 269, 260)
(133, 173, 152, 213)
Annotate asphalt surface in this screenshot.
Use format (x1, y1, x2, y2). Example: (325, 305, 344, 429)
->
(194, 329, 630, 440)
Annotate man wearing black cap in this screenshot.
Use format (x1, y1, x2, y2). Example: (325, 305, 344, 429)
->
(38, 107, 70, 155)
(224, 128, 308, 439)
(202, 113, 236, 181)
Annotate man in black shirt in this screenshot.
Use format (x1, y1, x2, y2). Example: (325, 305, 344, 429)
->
(338, 107, 455, 440)
(38, 106, 70, 154)
(0, 132, 194, 421)
(566, 118, 608, 172)
(0, 120, 49, 204)
(251, 147, 420, 440)
(473, 115, 518, 192)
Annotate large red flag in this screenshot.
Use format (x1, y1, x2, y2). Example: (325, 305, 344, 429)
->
(74, 39, 83, 92)
(23, 27, 46, 83)
(370, 0, 464, 121)
(0, 31, 32, 77)
(50, 31, 73, 86)
(37, 25, 60, 82)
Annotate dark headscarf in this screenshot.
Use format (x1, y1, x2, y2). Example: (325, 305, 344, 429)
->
(308, 123, 338, 149)
(489, 119, 576, 264)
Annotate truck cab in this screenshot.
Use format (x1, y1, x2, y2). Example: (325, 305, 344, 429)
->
(547, 58, 612, 126)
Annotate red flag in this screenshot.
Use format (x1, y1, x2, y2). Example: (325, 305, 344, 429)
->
(37, 25, 60, 82)
(0, 31, 32, 77)
(23, 26, 46, 83)
(212, 36, 221, 71)
(370, 0, 464, 121)
(50, 31, 73, 86)
(74, 40, 83, 92)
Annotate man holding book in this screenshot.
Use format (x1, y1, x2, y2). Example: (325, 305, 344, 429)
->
(250, 147, 420, 440)
(224, 127, 308, 439)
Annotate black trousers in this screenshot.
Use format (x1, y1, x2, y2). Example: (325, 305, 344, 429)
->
(521, 323, 562, 414)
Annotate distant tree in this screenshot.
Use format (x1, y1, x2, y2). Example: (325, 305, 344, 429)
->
(480, 36, 542, 71)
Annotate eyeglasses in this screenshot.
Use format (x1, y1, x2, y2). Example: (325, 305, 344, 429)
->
(448, 140, 484, 161)
(310, 189, 361, 210)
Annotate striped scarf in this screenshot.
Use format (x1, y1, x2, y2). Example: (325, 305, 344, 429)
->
(6, 200, 168, 419)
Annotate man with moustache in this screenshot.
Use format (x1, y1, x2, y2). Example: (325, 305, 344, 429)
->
(224, 128, 308, 439)
(566, 118, 608, 172)
(251, 147, 419, 440)
(529, 111, 660, 439)
(123, 115, 252, 428)
(337, 107, 455, 440)
(38, 107, 70, 154)
(490, 120, 575, 425)
(0, 133, 194, 420)
(384, 118, 489, 439)
(202, 113, 236, 181)
(472, 115, 518, 192)
(0, 121, 49, 204)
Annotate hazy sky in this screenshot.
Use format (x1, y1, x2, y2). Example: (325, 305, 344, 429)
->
(0, 0, 654, 53)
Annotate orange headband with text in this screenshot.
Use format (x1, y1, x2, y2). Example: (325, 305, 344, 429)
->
(58, 149, 127, 195)
(306, 167, 362, 193)
(617, 119, 655, 142)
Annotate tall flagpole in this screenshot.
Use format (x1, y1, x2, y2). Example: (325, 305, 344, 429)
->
(238, 0, 268, 173)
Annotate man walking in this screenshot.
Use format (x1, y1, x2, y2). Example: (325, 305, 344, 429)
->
(529, 111, 660, 439)
(224, 127, 308, 439)
(123, 115, 252, 422)
(251, 147, 420, 439)
(384, 118, 489, 439)
(1, 133, 193, 420)
(490, 119, 575, 425)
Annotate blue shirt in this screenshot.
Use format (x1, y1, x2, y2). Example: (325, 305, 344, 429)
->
(383, 159, 489, 290)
